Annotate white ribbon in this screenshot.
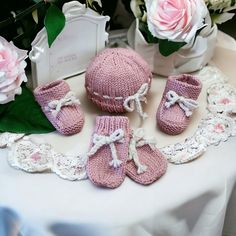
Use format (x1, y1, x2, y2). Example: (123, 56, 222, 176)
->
(165, 90, 198, 117)
(123, 83, 149, 120)
(45, 91, 80, 118)
(129, 128, 156, 174)
(87, 129, 124, 168)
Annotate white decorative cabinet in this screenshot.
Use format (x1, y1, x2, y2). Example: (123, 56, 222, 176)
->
(29, 1, 110, 88)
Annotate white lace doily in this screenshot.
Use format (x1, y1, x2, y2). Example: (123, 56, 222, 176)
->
(0, 133, 25, 148)
(1, 66, 236, 178)
(5, 136, 87, 181)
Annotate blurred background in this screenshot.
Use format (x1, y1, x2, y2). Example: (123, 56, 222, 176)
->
(0, 0, 235, 51)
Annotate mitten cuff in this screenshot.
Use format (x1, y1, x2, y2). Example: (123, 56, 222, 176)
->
(95, 116, 129, 135)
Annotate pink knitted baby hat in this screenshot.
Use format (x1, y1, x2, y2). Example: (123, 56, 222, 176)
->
(85, 48, 152, 120)
(34, 80, 84, 135)
(156, 74, 202, 135)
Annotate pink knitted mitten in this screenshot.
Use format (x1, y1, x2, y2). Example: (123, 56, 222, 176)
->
(34, 80, 84, 135)
(156, 74, 202, 135)
(126, 129, 167, 185)
(86, 116, 130, 188)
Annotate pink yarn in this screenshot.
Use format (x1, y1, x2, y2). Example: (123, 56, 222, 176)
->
(85, 48, 152, 113)
(34, 80, 84, 135)
(86, 116, 130, 189)
(126, 144, 168, 185)
(156, 74, 202, 135)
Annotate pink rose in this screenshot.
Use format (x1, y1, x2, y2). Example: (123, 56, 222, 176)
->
(146, 0, 208, 43)
(0, 36, 27, 104)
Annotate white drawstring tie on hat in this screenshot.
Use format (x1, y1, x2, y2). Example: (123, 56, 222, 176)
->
(87, 129, 124, 168)
(46, 91, 80, 118)
(123, 83, 149, 120)
(165, 90, 198, 117)
(129, 128, 156, 174)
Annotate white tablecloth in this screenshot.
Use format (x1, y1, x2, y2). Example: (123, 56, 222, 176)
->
(0, 31, 236, 236)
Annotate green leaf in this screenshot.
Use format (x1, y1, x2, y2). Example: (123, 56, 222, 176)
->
(139, 21, 159, 44)
(210, 12, 221, 23)
(158, 39, 186, 57)
(0, 85, 55, 134)
(137, 20, 187, 56)
(44, 3, 65, 47)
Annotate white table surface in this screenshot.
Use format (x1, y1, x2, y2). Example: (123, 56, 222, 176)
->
(0, 31, 236, 236)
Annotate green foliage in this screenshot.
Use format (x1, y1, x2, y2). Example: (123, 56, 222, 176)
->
(139, 20, 159, 44)
(0, 85, 55, 134)
(44, 3, 65, 47)
(159, 39, 186, 57)
(139, 20, 186, 57)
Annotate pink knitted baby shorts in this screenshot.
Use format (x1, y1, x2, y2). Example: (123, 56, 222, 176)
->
(85, 48, 152, 120)
(156, 74, 202, 135)
(34, 80, 84, 135)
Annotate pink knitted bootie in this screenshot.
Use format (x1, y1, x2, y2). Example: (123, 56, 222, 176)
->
(126, 129, 167, 185)
(86, 116, 130, 188)
(34, 80, 84, 135)
(85, 48, 152, 120)
(156, 74, 202, 135)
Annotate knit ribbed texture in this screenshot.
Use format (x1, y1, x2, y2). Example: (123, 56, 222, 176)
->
(34, 80, 84, 135)
(156, 74, 202, 135)
(85, 48, 152, 113)
(126, 140, 168, 185)
(86, 116, 130, 188)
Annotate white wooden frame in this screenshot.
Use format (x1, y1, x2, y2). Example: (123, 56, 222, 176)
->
(29, 1, 109, 88)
